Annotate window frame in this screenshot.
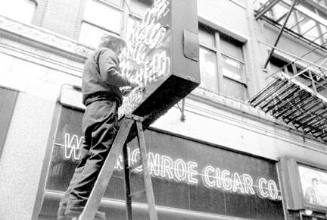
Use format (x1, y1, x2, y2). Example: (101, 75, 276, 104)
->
(80, 0, 125, 36)
(78, 0, 149, 47)
(199, 24, 248, 101)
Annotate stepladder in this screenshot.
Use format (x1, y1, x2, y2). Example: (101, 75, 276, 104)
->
(76, 114, 158, 220)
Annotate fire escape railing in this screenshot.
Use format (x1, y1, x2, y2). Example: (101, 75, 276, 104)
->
(256, 0, 327, 50)
(250, 0, 327, 143)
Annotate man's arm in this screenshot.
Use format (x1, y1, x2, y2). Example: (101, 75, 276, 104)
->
(98, 48, 132, 87)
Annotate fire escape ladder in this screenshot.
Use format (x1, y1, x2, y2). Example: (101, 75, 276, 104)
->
(263, 0, 298, 68)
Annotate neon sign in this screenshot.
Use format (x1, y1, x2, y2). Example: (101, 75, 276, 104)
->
(118, 0, 171, 117)
(62, 133, 281, 201)
(63, 133, 83, 161)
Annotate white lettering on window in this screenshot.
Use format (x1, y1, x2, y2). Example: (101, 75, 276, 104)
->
(221, 169, 233, 191)
(232, 172, 245, 193)
(148, 152, 160, 176)
(64, 133, 83, 161)
(242, 173, 255, 195)
(60, 133, 281, 201)
(258, 178, 269, 198)
(202, 165, 216, 188)
(174, 158, 187, 182)
(215, 168, 222, 188)
(268, 180, 279, 200)
(160, 155, 174, 179)
(187, 161, 199, 184)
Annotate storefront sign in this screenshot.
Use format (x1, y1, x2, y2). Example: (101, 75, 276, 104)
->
(117, 0, 200, 128)
(42, 106, 284, 219)
(62, 131, 281, 201)
(279, 157, 327, 213)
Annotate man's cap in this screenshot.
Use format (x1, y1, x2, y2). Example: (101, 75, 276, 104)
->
(100, 33, 126, 47)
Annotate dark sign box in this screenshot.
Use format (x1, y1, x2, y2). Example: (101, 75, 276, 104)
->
(279, 157, 327, 213)
(118, 0, 200, 128)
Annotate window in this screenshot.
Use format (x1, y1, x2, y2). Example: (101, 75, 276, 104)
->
(199, 25, 247, 101)
(79, 0, 124, 48)
(79, 0, 151, 48)
(0, 0, 36, 24)
(129, 0, 152, 17)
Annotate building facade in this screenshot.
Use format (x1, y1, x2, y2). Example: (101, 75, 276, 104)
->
(0, 0, 326, 219)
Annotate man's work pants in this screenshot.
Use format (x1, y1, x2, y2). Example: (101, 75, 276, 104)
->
(57, 99, 118, 219)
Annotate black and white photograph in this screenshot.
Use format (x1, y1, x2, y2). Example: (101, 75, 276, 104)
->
(0, 0, 327, 220)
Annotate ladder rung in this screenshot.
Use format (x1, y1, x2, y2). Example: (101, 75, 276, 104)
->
(130, 190, 145, 198)
(129, 160, 143, 171)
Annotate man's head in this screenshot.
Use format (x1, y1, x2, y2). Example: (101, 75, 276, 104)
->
(99, 33, 126, 54)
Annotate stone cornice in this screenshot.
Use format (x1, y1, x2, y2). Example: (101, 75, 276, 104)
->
(0, 15, 93, 59)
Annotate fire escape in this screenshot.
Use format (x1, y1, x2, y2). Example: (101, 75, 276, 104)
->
(249, 0, 327, 142)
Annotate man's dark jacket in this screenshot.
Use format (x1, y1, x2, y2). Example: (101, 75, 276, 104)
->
(82, 48, 130, 106)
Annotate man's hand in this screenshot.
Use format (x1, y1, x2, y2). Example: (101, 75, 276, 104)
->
(128, 81, 139, 89)
(121, 86, 134, 96)
(121, 81, 145, 96)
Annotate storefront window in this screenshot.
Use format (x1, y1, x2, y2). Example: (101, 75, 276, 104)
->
(279, 158, 327, 219)
(40, 105, 285, 220)
(199, 25, 247, 101)
(0, 0, 36, 24)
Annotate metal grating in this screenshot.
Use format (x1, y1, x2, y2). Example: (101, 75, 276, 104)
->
(249, 69, 327, 142)
(252, 0, 327, 142)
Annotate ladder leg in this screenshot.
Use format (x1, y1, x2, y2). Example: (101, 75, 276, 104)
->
(123, 143, 133, 220)
(78, 118, 134, 220)
(136, 121, 158, 220)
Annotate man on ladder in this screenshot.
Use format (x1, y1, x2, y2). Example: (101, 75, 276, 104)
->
(57, 33, 138, 220)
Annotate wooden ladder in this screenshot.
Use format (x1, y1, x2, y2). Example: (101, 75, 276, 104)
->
(76, 114, 158, 220)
